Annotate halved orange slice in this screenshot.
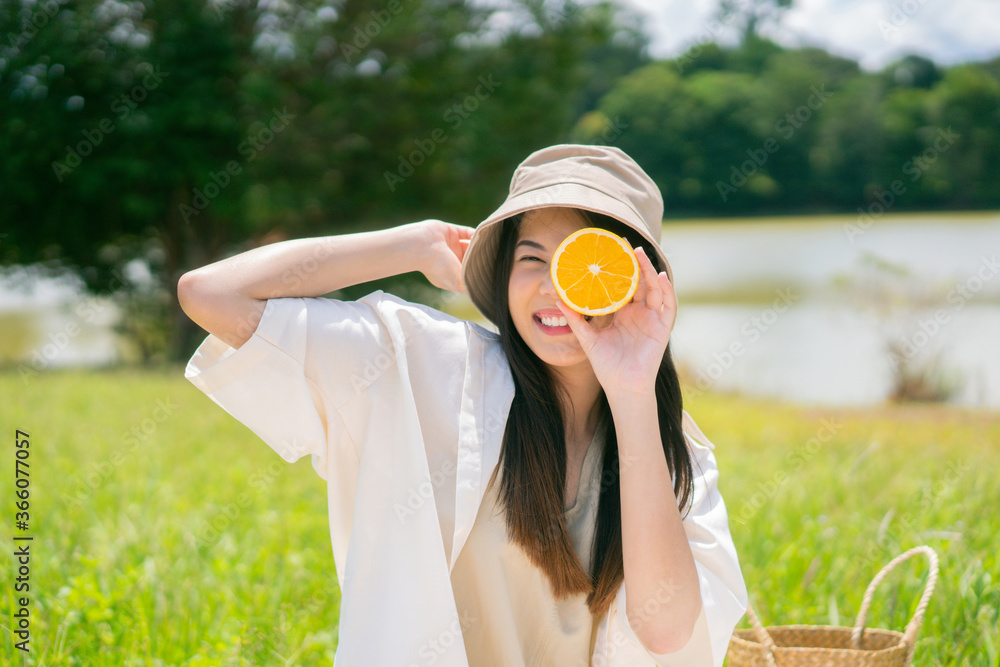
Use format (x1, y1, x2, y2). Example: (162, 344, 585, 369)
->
(550, 227, 640, 316)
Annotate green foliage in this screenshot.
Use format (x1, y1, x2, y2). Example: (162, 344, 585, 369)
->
(575, 38, 1000, 216)
(689, 392, 1000, 667)
(716, 0, 795, 45)
(925, 66, 1000, 205)
(1, 369, 339, 664)
(1, 370, 996, 664)
(2, 2, 1000, 364)
(1, 0, 650, 360)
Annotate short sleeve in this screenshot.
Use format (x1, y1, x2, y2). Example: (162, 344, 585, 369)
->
(606, 412, 748, 666)
(184, 295, 393, 479)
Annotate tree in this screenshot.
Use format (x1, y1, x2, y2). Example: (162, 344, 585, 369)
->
(579, 36, 1000, 216)
(924, 65, 1000, 206)
(811, 75, 886, 207)
(1, 0, 261, 359)
(572, 63, 692, 206)
(2, 0, 646, 360)
(716, 0, 794, 45)
(882, 55, 942, 90)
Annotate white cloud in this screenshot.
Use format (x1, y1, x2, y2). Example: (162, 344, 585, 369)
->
(618, 0, 1000, 70)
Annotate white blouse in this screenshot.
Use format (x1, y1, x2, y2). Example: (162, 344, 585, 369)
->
(184, 291, 747, 666)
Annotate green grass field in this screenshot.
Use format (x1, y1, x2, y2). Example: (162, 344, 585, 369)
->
(1, 370, 997, 665)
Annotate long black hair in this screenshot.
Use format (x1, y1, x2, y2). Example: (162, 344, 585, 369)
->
(485, 207, 694, 618)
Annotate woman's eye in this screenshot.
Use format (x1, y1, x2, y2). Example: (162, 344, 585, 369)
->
(518, 256, 544, 263)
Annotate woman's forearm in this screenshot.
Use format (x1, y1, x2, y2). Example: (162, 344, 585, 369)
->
(186, 223, 427, 300)
(178, 222, 429, 349)
(608, 391, 702, 655)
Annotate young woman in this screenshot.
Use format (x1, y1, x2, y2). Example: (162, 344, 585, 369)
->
(180, 144, 747, 666)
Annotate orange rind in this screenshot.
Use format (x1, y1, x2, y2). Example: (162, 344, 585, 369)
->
(550, 228, 639, 316)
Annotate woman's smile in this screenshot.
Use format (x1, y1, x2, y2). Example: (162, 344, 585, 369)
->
(534, 309, 571, 335)
(509, 208, 609, 367)
(533, 309, 594, 335)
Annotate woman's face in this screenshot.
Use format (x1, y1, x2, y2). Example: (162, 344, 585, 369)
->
(507, 207, 614, 369)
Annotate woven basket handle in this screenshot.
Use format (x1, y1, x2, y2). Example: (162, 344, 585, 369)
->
(851, 545, 939, 659)
(744, 604, 779, 667)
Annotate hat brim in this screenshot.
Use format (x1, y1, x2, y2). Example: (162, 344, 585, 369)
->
(461, 182, 672, 325)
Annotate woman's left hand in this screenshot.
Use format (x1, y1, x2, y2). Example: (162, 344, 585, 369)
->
(556, 245, 676, 396)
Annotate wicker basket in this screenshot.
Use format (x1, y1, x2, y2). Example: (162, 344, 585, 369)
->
(726, 546, 939, 667)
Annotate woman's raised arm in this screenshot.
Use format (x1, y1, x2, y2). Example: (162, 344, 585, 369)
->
(177, 220, 473, 349)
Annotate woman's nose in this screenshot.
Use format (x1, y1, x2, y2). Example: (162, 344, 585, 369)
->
(539, 266, 557, 297)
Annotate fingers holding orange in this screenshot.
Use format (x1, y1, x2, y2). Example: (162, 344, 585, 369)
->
(634, 246, 664, 310)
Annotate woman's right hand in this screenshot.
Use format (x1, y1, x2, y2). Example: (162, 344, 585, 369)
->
(179, 218, 476, 349)
(412, 219, 475, 294)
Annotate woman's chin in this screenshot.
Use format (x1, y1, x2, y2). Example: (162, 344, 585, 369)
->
(513, 321, 588, 368)
(531, 342, 589, 369)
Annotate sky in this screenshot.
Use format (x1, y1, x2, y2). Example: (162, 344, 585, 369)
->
(619, 0, 1000, 71)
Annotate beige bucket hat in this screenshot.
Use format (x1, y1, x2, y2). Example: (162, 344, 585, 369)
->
(460, 143, 672, 324)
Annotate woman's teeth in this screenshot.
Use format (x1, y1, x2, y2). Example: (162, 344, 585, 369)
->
(540, 315, 568, 327)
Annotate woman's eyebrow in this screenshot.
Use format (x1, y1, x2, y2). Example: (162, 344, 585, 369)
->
(515, 239, 546, 252)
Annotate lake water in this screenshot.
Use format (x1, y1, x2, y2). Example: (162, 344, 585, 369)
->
(3, 213, 998, 408)
(661, 213, 1000, 409)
